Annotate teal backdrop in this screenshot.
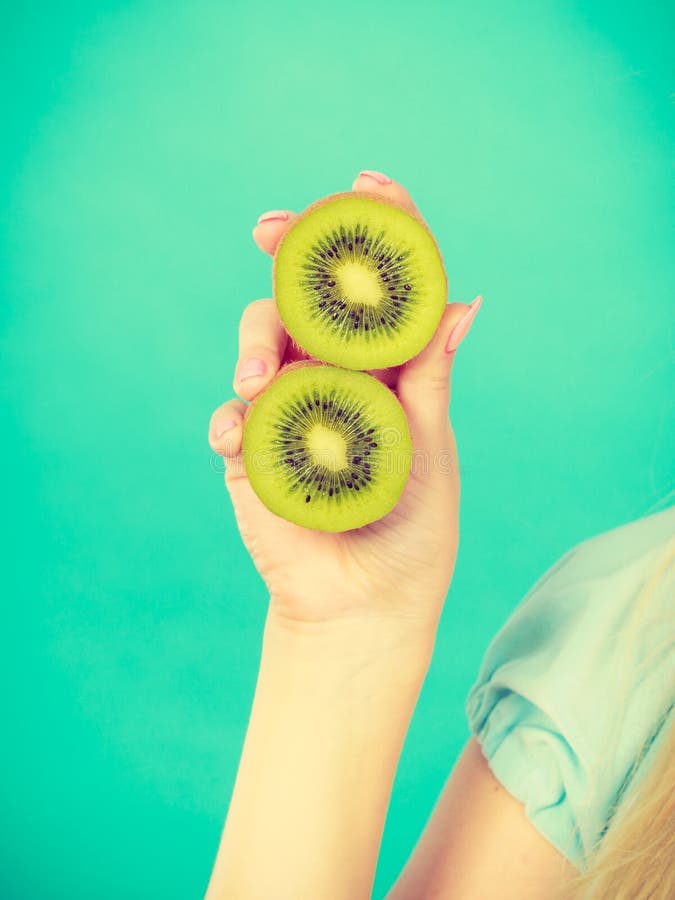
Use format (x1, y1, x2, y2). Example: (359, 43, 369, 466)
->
(2, 1, 673, 897)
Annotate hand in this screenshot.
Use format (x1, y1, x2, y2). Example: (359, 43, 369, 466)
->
(209, 172, 481, 638)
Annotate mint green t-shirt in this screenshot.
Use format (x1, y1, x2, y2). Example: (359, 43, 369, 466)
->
(465, 506, 674, 870)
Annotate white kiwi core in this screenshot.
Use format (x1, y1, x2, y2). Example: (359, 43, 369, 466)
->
(306, 424, 348, 471)
(337, 262, 382, 307)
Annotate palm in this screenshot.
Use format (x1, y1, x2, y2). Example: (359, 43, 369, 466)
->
(210, 173, 479, 633)
(226, 413, 459, 627)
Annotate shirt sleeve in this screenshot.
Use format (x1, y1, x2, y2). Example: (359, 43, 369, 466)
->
(465, 510, 675, 870)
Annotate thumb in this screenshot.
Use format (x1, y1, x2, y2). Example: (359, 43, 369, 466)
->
(396, 296, 482, 451)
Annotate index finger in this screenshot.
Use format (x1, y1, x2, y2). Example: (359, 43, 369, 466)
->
(252, 210, 299, 256)
(252, 171, 427, 260)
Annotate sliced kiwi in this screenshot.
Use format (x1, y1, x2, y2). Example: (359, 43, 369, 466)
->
(242, 364, 412, 532)
(273, 192, 447, 369)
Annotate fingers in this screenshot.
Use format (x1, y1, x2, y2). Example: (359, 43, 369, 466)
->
(397, 297, 482, 452)
(234, 299, 288, 401)
(252, 210, 299, 256)
(208, 398, 247, 457)
(351, 170, 427, 225)
(253, 170, 425, 258)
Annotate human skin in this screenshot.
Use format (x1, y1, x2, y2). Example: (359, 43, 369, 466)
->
(209, 176, 479, 631)
(204, 173, 572, 899)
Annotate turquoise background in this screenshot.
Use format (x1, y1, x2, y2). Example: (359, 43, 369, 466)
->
(2, 1, 673, 896)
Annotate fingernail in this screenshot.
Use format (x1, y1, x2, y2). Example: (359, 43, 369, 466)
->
(215, 419, 237, 438)
(238, 357, 267, 381)
(257, 210, 289, 225)
(358, 170, 392, 185)
(445, 296, 482, 353)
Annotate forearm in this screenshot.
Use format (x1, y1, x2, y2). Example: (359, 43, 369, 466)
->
(205, 610, 435, 900)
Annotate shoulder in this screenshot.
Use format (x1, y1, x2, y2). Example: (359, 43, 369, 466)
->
(472, 505, 674, 680)
(465, 506, 675, 868)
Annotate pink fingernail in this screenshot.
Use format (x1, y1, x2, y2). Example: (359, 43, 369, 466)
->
(257, 210, 289, 224)
(445, 296, 482, 353)
(215, 419, 237, 438)
(359, 170, 392, 185)
(238, 357, 267, 381)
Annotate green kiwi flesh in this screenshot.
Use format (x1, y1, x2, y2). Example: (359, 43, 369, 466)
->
(274, 193, 447, 369)
(243, 365, 412, 532)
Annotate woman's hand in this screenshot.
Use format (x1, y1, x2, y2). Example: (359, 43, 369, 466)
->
(208, 172, 481, 638)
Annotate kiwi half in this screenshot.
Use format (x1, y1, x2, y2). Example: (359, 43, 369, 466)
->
(273, 192, 447, 369)
(242, 364, 412, 532)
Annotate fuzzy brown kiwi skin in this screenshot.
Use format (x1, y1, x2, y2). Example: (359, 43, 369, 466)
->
(271, 191, 448, 360)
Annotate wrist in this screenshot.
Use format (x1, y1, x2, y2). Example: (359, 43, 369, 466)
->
(265, 564, 450, 646)
(263, 604, 437, 691)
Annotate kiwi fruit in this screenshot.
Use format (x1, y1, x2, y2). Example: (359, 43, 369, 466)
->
(242, 363, 412, 532)
(273, 192, 447, 370)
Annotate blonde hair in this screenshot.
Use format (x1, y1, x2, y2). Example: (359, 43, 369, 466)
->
(559, 532, 675, 900)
